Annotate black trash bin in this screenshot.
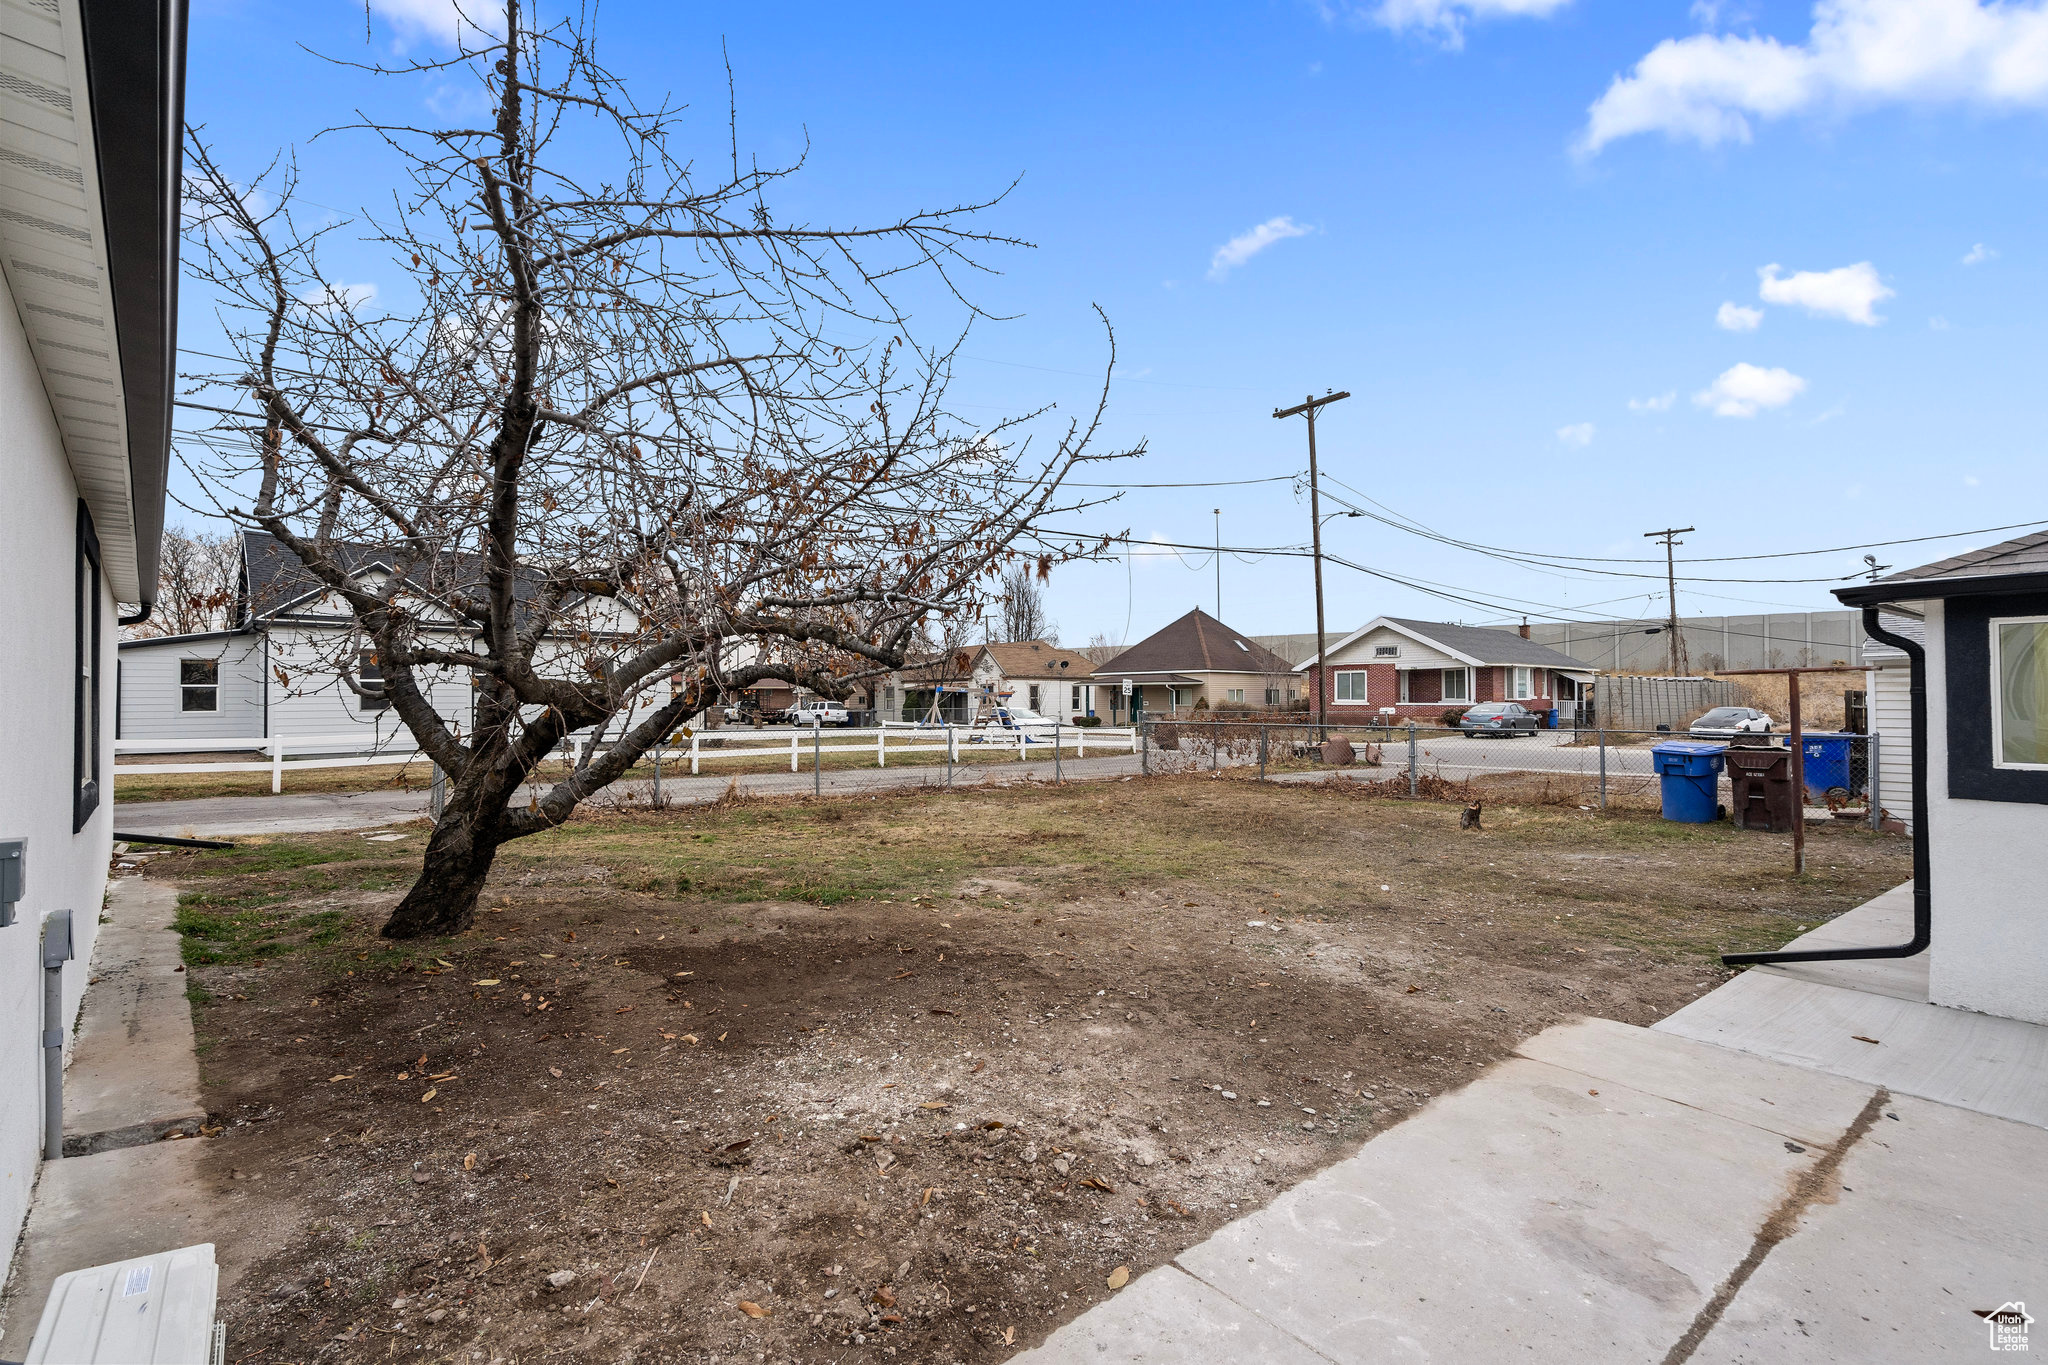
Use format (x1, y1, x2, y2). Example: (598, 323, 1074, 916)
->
(1726, 745, 1795, 833)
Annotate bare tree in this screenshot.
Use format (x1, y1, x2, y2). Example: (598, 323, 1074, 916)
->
(180, 2, 1134, 937)
(126, 525, 240, 638)
(1081, 631, 1122, 666)
(997, 562, 1056, 643)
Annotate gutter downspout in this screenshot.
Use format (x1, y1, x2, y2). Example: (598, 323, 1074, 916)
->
(1722, 606, 1929, 967)
(118, 600, 152, 628)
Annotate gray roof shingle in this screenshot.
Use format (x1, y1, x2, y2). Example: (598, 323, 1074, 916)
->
(1377, 618, 1590, 670)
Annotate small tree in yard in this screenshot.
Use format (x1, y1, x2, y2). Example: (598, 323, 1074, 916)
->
(181, 1, 1134, 938)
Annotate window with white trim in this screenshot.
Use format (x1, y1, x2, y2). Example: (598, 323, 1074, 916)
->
(1441, 667, 1470, 702)
(1226, 688, 1245, 703)
(181, 658, 220, 712)
(1071, 684, 1083, 711)
(1993, 616, 2048, 770)
(1509, 666, 1534, 700)
(358, 649, 390, 711)
(1398, 670, 1411, 703)
(1264, 687, 1282, 705)
(1335, 670, 1368, 702)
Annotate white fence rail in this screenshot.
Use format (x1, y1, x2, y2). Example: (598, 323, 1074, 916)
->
(115, 724, 1141, 795)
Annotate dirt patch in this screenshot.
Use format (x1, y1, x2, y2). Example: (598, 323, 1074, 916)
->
(144, 776, 1909, 1363)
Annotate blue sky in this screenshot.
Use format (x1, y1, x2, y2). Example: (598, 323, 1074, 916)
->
(177, 0, 2048, 645)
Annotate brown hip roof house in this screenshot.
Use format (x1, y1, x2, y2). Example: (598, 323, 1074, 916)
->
(1089, 609, 1300, 713)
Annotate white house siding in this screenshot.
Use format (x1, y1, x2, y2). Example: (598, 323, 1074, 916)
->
(1865, 656, 1915, 833)
(1919, 600, 2048, 1026)
(1324, 626, 1463, 672)
(0, 268, 112, 1273)
(118, 632, 268, 743)
(264, 625, 472, 749)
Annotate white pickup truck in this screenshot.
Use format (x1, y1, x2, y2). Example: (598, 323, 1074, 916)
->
(790, 699, 851, 727)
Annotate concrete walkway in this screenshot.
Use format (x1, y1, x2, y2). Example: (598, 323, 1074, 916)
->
(0, 877, 215, 1355)
(1016, 888, 2048, 1363)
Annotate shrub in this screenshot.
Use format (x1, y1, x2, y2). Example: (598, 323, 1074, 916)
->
(1072, 714, 1102, 728)
(1440, 708, 1467, 728)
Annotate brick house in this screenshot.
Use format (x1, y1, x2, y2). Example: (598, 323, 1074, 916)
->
(1296, 617, 1594, 722)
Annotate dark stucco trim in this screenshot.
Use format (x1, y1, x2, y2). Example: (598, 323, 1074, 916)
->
(1945, 592, 2048, 805)
(78, 0, 188, 606)
(1838, 571, 2048, 607)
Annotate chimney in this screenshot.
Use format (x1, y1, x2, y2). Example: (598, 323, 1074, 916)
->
(1519, 617, 1531, 640)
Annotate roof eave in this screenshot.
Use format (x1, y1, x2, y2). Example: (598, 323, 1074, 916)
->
(1836, 571, 2048, 607)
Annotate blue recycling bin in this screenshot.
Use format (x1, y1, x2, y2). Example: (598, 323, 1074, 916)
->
(1791, 731, 1855, 798)
(1545, 708, 1559, 730)
(1651, 741, 1727, 823)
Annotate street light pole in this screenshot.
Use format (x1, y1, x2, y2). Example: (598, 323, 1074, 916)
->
(1274, 391, 1350, 738)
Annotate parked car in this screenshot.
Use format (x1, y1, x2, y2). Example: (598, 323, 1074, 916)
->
(1458, 702, 1541, 737)
(790, 698, 851, 727)
(1689, 706, 1773, 737)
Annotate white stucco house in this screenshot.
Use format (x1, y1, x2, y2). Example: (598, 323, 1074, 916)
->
(1835, 530, 2048, 1025)
(118, 530, 653, 752)
(0, 0, 183, 1291)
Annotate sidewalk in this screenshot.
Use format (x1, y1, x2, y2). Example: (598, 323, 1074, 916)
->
(1015, 886, 2048, 1363)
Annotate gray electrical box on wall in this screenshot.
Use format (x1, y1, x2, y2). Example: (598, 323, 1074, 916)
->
(0, 838, 23, 927)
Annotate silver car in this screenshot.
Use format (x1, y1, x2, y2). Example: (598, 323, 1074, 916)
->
(1689, 706, 1772, 737)
(1458, 702, 1541, 737)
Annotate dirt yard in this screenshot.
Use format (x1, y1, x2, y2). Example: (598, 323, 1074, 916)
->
(144, 775, 1909, 1364)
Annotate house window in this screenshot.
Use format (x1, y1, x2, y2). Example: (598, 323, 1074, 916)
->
(181, 658, 221, 712)
(1442, 667, 1470, 702)
(1399, 671, 1411, 703)
(1226, 688, 1245, 703)
(74, 501, 102, 831)
(358, 649, 390, 711)
(1028, 684, 1041, 712)
(1994, 617, 2048, 770)
(1334, 670, 1368, 702)
(1071, 684, 1083, 711)
(1374, 645, 1399, 658)
(1264, 687, 1281, 706)
(1509, 666, 1534, 700)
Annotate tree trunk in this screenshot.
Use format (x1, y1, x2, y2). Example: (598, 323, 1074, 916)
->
(381, 796, 506, 939)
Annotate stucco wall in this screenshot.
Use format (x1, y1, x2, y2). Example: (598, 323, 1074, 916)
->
(0, 268, 111, 1278)
(1920, 600, 2048, 1024)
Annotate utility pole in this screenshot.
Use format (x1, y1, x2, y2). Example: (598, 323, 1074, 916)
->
(1644, 525, 1694, 676)
(1274, 390, 1350, 736)
(1213, 508, 1222, 619)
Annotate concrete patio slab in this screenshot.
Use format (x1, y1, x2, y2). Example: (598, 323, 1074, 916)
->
(61, 876, 205, 1154)
(1515, 1016, 1875, 1150)
(1655, 969, 2048, 1130)
(1015, 1264, 1330, 1364)
(1748, 883, 1930, 1004)
(1687, 1092, 2048, 1362)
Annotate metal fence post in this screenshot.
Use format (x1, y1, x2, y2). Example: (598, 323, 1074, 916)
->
(652, 743, 662, 808)
(813, 723, 822, 797)
(1055, 721, 1062, 782)
(1259, 724, 1268, 781)
(1867, 730, 1881, 832)
(1211, 722, 1219, 771)
(1597, 715, 1608, 810)
(1141, 720, 1151, 776)
(1407, 721, 1418, 797)
(946, 724, 956, 785)
(430, 762, 445, 819)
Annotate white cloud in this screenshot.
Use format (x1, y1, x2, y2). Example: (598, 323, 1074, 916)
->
(1929, 314, 1951, 329)
(1343, 0, 1573, 46)
(1962, 242, 1998, 264)
(1556, 421, 1596, 446)
(1628, 391, 1677, 412)
(1757, 261, 1892, 324)
(368, 0, 499, 48)
(1208, 216, 1313, 280)
(1693, 362, 1807, 417)
(1716, 300, 1764, 331)
(1580, 0, 2048, 154)
(299, 282, 379, 315)
(1965, 473, 1981, 486)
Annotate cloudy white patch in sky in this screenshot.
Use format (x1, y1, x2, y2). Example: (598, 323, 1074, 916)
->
(1757, 261, 1892, 324)
(1580, 0, 2048, 153)
(1555, 421, 1595, 446)
(1628, 391, 1677, 413)
(299, 281, 378, 315)
(1961, 242, 1998, 265)
(1348, 0, 1573, 46)
(1208, 216, 1312, 280)
(1694, 362, 1806, 417)
(368, 0, 497, 47)
(1716, 301, 1764, 331)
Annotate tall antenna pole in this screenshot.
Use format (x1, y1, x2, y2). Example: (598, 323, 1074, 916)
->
(1644, 526, 1694, 676)
(1274, 391, 1351, 737)
(1214, 508, 1222, 619)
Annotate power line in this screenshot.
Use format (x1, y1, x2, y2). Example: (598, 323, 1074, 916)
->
(1063, 473, 1301, 489)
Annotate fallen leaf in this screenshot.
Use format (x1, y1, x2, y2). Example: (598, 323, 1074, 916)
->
(614, 1005, 635, 1014)
(736, 1300, 769, 1319)
(328, 1074, 355, 1082)
(673, 971, 694, 978)
(681, 1034, 698, 1045)
(921, 1187, 936, 1207)
(549, 1067, 563, 1078)
(929, 1007, 957, 1016)
(1081, 1176, 1114, 1193)
(919, 1101, 949, 1110)
(717, 1032, 728, 1042)
(1106, 1266, 1130, 1290)
(701, 1210, 712, 1227)
(970, 1060, 985, 1073)
(873, 1286, 896, 1307)
(1405, 985, 1420, 993)
(881, 1082, 897, 1089)
(879, 1313, 903, 1325)
(610, 1047, 628, 1055)
(1004, 1326, 1017, 1345)
(1588, 1089, 1599, 1096)
(436, 958, 455, 968)
(1852, 1035, 1881, 1045)
(472, 979, 501, 987)
(463, 1153, 477, 1171)
(420, 1088, 437, 1103)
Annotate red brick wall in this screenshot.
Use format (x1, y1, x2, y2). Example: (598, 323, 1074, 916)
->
(1315, 660, 1563, 720)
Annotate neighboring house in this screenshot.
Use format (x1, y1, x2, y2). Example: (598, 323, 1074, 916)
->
(1090, 609, 1300, 722)
(117, 531, 644, 750)
(0, 0, 183, 1292)
(969, 642, 1098, 722)
(1297, 617, 1593, 722)
(1837, 528, 2048, 1025)
(1861, 608, 1925, 833)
